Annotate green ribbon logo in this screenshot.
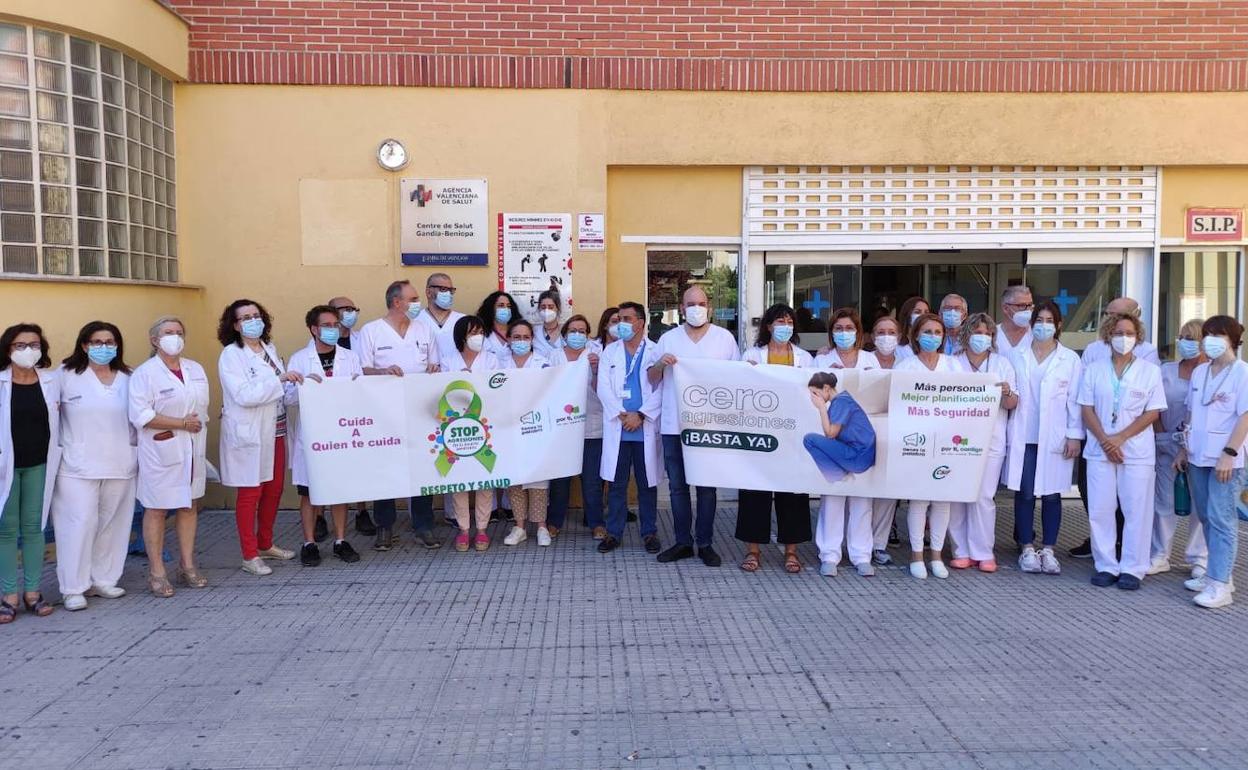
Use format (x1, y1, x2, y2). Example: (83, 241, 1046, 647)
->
(429, 380, 497, 477)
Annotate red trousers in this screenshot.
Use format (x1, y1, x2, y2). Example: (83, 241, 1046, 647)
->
(234, 437, 286, 560)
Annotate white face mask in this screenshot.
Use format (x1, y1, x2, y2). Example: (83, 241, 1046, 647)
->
(538, 308, 557, 324)
(9, 348, 39, 369)
(684, 305, 709, 328)
(873, 334, 898, 355)
(158, 334, 184, 356)
(1012, 310, 1033, 329)
(607, 323, 620, 340)
(1111, 335, 1137, 356)
(465, 334, 484, 353)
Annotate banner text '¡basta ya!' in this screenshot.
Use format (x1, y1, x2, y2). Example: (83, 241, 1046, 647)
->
(310, 416, 403, 452)
(679, 384, 797, 430)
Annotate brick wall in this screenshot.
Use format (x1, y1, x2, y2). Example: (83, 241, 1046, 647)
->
(167, 0, 1248, 91)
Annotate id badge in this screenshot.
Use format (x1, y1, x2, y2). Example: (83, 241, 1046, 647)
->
(620, 388, 633, 400)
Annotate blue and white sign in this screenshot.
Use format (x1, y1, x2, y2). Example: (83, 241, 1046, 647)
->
(399, 178, 489, 266)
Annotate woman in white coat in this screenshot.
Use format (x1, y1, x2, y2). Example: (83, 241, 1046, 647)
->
(812, 308, 878, 578)
(498, 319, 555, 547)
(866, 315, 903, 563)
(440, 315, 500, 552)
(1006, 300, 1083, 577)
(895, 313, 958, 579)
(51, 321, 137, 611)
(532, 289, 566, 359)
(286, 305, 364, 567)
(949, 313, 1018, 573)
(217, 299, 304, 576)
(129, 317, 210, 597)
(0, 324, 60, 622)
(597, 301, 664, 554)
(548, 313, 604, 539)
(738, 303, 814, 574)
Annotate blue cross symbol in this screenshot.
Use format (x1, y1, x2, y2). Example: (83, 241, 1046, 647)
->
(803, 289, 831, 319)
(1052, 288, 1080, 316)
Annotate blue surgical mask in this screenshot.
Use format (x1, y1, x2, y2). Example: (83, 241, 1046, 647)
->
(1032, 322, 1056, 342)
(615, 321, 635, 342)
(241, 318, 265, 339)
(941, 309, 962, 329)
(318, 327, 340, 346)
(772, 324, 794, 344)
(832, 330, 856, 350)
(338, 310, 358, 329)
(405, 301, 422, 321)
(566, 331, 588, 350)
(510, 340, 532, 356)
(918, 332, 942, 353)
(87, 345, 116, 366)
(434, 291, 454, 310)
(495, 306, 512, 325)
(968, 334, 992, 355)
(1203, 335, 1229, 360)
(1177, 338, 1201, 360)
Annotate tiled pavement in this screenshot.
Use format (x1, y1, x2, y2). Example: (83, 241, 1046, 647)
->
(2, 499, 1246, 770)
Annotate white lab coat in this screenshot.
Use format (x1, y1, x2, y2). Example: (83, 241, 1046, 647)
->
(441, 349, 501, 374)
(598, 339, 664, 488)
(129, 356, 209, 510)
(1005, 344, 1084, 495)
(413, 308, 464, 364)
(741, 344, 815, 367)
(55, 367, 137, 480)
(217, 342, 287, 488)
(0, 367, 61, 529)
(497, 352, 551, 370)
(813, 348, 880, 370)
(284, 340, 363, 488)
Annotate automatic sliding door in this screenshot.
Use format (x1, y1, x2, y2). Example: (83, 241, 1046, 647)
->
(763, 263, 860, 351)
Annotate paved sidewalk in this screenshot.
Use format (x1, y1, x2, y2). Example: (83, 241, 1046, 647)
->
(1, 500, 1245, 770)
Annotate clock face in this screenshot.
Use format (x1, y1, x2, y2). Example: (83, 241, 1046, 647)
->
(377, 139, 408, 171)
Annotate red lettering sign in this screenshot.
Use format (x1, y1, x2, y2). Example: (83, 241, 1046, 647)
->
(1186, 207, 1243, 242)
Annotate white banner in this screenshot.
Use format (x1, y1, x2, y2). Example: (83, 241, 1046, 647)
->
(498, 212, 573, 323)
(673, 360, 1000, 502)
(298, 360, 589, 505)
(399, 178, 489, 266)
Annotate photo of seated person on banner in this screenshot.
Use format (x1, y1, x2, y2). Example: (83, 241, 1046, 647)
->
(803, 371, 878, 484)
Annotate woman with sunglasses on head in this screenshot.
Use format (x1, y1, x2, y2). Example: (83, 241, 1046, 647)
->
(548, 313, 606, 539)
(498, 318, 554, 547)
(532, 289, 566, 359)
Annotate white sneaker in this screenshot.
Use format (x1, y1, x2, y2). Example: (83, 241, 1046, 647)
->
(86, 585, 126, 599)
(258, 545, 295, 560)
(820, 561, 838, 577)
(1039, 547, 1061, 575)
(909, 561, 928, 579)
(1191, 564, 1208, 580)
(63, 594, 87, 611)
(536, 527, 552, 547)
(1146, 556, 1171, 576)
(929, 560, 949, 579)
(504, 526, 527, 546)
(1185, 575, 1208, 592)
(241, 557, 272, 576)
(872, 549, 893, 566)
(1018, 546, 1041, 573)
(855, 562, 875, 577)
(1195, 580, 1234, 608)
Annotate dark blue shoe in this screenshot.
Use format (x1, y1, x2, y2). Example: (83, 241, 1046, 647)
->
(1090, 571, 1118, 587)
(1116, 574, 1141, 591)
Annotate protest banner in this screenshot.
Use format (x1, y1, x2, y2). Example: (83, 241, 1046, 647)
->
(673, 359, 1000, 502)
(297, 359, 589, 505)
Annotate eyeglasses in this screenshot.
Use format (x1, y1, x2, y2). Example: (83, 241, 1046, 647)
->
(11, 342, 41, 351)
(332, 305, 359, 313)
(86, 340, 116, 349)
(428, 285, 456, 294)
(236, 312, 263, 322)
(1005, 302, 1034, 311)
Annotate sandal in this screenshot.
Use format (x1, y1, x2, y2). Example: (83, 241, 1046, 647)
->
(176, 567, 208, 589)
(784, 552, 802, 574)
(0, 599, 15, 624)
(23, 593, 53, 617)
(740, 552, 761, 572)
(148, 573, 175, 598)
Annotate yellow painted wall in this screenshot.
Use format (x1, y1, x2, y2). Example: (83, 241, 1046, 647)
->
(1161, 166, 1248, 242)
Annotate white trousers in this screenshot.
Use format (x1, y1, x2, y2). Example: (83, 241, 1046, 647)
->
(51, 476, 136, 595)
(1151, 451, 1208, 567)
(816, 495, 873, 566)
(949, 452, 1005, 561)
(1086, 459, 1155, 579)
(907, 500, 951, 554)
(871, 498, 897, 550)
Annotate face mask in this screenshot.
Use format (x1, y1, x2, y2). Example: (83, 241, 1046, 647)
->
(771, 324, 794, 344)
(318, 327, 340, 346)
(87, 345, 117, 366)
(685, 305, 709, 328)
(968, 334, 993, 355)
(158, 334, 184, 356)
(1032, 322, 1056, 342)
(614, 322, 635, 342)
(338, 310, 358, 329)
(434, 291, 454, 310)
(495, 306, 512, 325)
(566, 331, 588, 350)
(874, 335, 898, 355)
(10, 348, 39, 369)
(510, 340, 532, 356)
(1203, 335, 1229, 360)
(832, 330, 856, 350)
(405, 301, 422, 321)
(941, 309, 962, 330)
(607, 323, 620, 340)
(466, 334, 484, 353)
(241, 318, 265, 339)
(1013, 310, 1033, 329)
(1111, 335, 1136, 356)
(918, 332, 942, 353)
(539, 308, 557, 324)
(1177, 339, 1201, 360)
(910, 312, 923, 327)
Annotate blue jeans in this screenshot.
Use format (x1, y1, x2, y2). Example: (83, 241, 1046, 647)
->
(1014, 444, 1062, 547)
(662, 434, 716, 547)
(1187, 465, 1246, 584)
(373, 496, 433, 533)
(607, 440, 657, 540)
(549, 438, 604, 530)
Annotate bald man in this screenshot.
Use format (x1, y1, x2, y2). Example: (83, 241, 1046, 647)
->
(413, 272, 465, 363)
(329, 295, 360, 350)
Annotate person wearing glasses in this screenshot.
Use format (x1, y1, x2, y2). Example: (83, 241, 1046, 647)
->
(996, 285, 1035, 359)
(938, 293, 968, 356)
(413, 273, 465, 364)
(533, 289, 567, 358)
(0, 324, 60, 623)
(217, 299, 304, 576)
(326, 295, 374, 538)
(51, 322, 137, 612)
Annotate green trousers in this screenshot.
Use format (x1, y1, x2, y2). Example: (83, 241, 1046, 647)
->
(0, 464, 47, 594)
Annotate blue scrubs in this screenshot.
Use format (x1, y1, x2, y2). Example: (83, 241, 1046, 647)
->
(803, 392, 877, 483)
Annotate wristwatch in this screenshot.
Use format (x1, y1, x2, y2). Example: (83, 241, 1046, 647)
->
(1223, 446, 1239, 457)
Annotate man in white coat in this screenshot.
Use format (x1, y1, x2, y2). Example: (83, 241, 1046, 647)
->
(413, 272, 465, 366)
(597, 301, 663, 554)
(327, 295, 376, 538)
(647, 286, 740, 567)
(996, 285, 1035, 359)
(356, 280, 441, 551)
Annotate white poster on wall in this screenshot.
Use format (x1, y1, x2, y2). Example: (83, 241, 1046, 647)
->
(399, 179, 489, 266)
(497, 213, 573, 322)
(577, 213, 605, 251)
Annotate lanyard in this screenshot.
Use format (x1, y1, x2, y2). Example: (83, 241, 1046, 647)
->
(1201, 362, 1233, 406)
(1110, 359, 1134, 426)
(623, 342, 646, 381)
